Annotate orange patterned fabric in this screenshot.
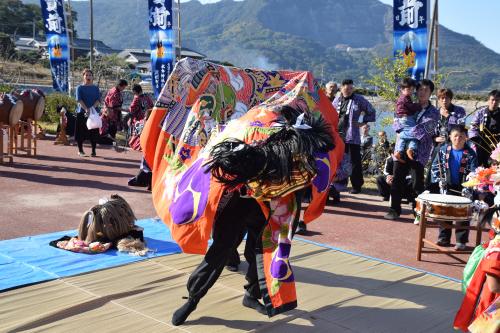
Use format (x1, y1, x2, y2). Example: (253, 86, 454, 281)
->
(141, 58, 344, 315)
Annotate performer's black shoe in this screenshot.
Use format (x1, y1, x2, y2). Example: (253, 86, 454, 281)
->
(384, 209, 400, 220)
(295, 221, 307, 235)
(349, 188, 361, 194)
(128, 171, 151, 187)
(172, 297, 198, 326)
(242, 294, 267, 315)
(225, 264, 239, 272)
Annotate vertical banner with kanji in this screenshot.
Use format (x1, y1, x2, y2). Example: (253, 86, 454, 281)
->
(393, 0, 429, 80)
(148, 0, 175, 98)
(40, 0, 69, 92)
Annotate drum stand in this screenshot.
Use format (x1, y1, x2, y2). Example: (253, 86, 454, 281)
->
(12, 119, 37, 156)
(0, 123, 13, 164)
(416, 204, 489, 262)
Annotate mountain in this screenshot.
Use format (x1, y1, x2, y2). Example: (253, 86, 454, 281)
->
(24, 0, 500, 91)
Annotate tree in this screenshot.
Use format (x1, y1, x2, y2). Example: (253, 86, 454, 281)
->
(0, 1, 43, 38)
(65, 3, 78, 38)
(0, 33, 15, 59)
(365, 53, 410, 111)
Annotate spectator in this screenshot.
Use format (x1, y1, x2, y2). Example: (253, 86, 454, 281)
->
(128, 84, 154, 130)
(74, 68, 101, 157)
(429, 125, 477, 250)
(425, 88, 466, 188)
(393, 77, 421, 162)
(360, 123, 373, 173)
(384, 79, 439, 220)
(372, 131, 392, 174)
(324, 81, 338, 102)
(376, 156, 413, 201)
(469, 89, 500, 166)
(103, 79, 128, 139)
(333, 79, 376, 194)
(127, 85, 155, 190)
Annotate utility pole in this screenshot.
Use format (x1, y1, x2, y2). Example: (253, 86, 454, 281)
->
(66, 0, 76, 95)
(89, 0, 94, 70)
(176, 0, 181, 60)
(433, 0, 438, 80)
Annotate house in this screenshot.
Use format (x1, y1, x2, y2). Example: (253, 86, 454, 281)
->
(71, 38, 118, 58)
(14, 36, 118, 59)
(118, 47, 207, 74)
(14, 37, 47, 52)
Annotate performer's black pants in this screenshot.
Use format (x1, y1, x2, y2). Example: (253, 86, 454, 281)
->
(390, 160, 424, 214)
(346, 143, 363, 191)
(186, 192, 266, 301)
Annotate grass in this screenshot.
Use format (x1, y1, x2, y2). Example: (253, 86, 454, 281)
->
(38, 121, 58, 135)
(363, 176, 379, 194)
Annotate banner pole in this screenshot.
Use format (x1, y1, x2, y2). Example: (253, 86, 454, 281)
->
(89, 0, 94, 70)
(424, 0, 437, 79)
(66, 0, 75, 96)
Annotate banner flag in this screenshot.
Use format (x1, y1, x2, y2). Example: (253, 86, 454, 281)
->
(148, 0, 175, 98)
(40, 0, 69, 92)
(393, 0, 429, 80)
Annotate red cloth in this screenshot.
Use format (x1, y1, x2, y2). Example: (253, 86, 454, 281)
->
(129, 93, 154, 124)
(104, 87, 123, 122)
(454, 238, 500, 331)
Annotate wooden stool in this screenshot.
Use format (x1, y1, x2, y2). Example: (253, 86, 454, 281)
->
(12, 119, 37, 156)
(416, 203, 489, 262)
(0, 124, 13, 164)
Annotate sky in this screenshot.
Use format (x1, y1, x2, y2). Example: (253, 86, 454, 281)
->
(189, 0, 500, 54)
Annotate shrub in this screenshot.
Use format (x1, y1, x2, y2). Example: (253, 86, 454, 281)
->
(42, 93, 77, 123)
(0, 84, 13, 93)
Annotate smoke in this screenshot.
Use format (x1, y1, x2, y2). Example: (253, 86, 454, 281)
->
(210, 46, 279, 70)
(253, 55, 279, 70)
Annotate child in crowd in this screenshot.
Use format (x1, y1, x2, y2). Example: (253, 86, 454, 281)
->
(429, 125, 478, 250)
(394, 77, 422, 162)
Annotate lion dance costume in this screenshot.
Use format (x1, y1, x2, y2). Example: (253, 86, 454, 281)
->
(141, 58, 344, 324)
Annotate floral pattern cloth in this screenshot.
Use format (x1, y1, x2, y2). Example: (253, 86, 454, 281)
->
(140, 58, 344, 316)
(455, 234, 500, 331)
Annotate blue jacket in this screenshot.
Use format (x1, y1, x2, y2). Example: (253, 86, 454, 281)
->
(430, 142, 478, 185)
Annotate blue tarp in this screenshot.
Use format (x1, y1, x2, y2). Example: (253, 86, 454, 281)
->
(0, 218, 180, 291)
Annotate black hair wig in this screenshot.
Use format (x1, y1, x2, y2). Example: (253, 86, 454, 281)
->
(205, 105, 335, 188)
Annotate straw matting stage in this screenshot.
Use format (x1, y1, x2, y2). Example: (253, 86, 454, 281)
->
(0, 240, 462, 333)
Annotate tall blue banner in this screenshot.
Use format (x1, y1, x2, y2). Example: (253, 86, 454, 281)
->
(40, 0, 69, 92)
(148, 0, 175, 98)
(393, 0, 429, 80)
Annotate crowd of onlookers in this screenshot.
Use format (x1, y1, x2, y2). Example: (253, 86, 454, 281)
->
(69, 68, 154, 188)
(297, 78, 500, 252)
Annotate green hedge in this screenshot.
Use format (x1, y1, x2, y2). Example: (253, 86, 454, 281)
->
(0, 84, 13, 93)
(41, 93, 77, 123)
